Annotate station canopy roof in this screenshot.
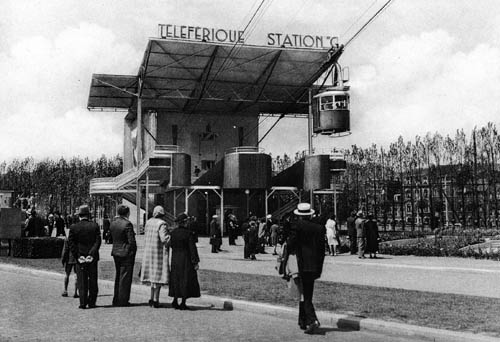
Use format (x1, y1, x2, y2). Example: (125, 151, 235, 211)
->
(88, 38, 342, 116)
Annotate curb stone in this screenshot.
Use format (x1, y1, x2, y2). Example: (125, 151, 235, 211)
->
(1, 263, 499, 342)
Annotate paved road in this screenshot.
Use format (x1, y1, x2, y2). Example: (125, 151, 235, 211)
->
(100, 236, 500, 298)
(0, 268, 428, 342)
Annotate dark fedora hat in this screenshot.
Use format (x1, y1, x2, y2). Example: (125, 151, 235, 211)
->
(78, 205, 90, 216)
(175, 212, 188, 223)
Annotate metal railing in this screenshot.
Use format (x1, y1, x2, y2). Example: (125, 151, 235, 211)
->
(225, 146, 265, 155)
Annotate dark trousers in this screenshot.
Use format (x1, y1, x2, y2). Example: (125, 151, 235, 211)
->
(349, 233, 357, 254)
(299, 272, 318, 326)
(113, 256, 135, 305)
(76, 262, 98, 307)
(244, 243, 249, 258)
(228, 230, 236, 245)
(357, 237, 366, 257)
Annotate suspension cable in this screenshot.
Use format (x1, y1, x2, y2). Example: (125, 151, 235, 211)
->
(344, 0, 395, 48)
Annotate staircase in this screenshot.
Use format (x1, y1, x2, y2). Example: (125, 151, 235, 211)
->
(121, 193, 175, 226)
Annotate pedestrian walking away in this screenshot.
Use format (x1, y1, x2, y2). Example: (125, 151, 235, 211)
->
(289, 202, 326, 335)
(61, 236, 79, 298)
(140, 205, 171, 308)
(110, 204, 137, 307)
(68, 204, 101, 309)
(169, 212, 201, 310)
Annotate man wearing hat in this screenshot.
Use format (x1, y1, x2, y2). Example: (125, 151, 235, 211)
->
(290, 202, 325, 334)
(209, 214, 222, 253)
(68, 204, 101, 309)
(110, 204, 137, 306)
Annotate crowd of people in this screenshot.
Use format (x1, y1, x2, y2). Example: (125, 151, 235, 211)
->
(52, 200, 381, 335)
(61, 204, 201, 311)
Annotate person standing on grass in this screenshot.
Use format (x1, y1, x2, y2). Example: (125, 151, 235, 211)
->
(346, 210, 357, 254)
(290, 202, 325, 334)
(140, 205, 171, 308)
(365, 213, 379, 259)
(110, 204, 137, 307)
(355, 211, 367, 259)
(68, 205, 101, 309)
(169, 212, 200, 310)
(61, 236, 78, 298)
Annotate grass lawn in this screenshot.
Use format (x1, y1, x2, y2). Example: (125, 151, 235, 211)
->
(1, 256, 499, 337)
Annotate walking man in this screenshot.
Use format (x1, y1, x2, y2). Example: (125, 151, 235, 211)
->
(290, 203, 326, 334)
(110, 204, 137, 306)
(68, 205, 101, 309)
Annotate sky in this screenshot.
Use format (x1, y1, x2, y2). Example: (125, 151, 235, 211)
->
(2, 0, 500, 161)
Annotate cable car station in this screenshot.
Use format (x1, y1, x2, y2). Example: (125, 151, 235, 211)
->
(88, 33, 349, 232)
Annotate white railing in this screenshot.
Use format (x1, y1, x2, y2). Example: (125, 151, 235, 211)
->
(225, 146, 265, 154)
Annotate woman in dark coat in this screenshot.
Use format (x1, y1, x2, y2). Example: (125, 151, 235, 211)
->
(169, 213, 200, 310)
(364, 214, 379, 259)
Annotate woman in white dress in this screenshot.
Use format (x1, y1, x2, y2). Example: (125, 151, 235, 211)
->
(325, 213, 339, 256)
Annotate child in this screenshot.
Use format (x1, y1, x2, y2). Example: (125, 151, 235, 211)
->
(61, 236, 79, 298)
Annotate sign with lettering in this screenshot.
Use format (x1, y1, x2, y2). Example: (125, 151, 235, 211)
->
(158, 24, 244, 44)
(267, 33, 338, 49)
(158, 24, 337, 50)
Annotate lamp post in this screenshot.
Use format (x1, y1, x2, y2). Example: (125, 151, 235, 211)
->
(205, 191, 209, 235)
(245, 189, 250, 218)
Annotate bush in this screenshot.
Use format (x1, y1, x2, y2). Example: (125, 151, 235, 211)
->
(379, 235, 482, 258)
(12, 237, 64, 258)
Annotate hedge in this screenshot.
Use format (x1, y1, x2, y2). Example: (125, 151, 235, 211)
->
(12, 237, 64, 258)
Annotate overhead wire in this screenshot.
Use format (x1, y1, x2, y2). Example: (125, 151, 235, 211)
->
(344, 0, 395, 48)
(259, 0, 397, 144)
(197, 0, 274, 145)
(176, 0, 270, 135)
(339, 0, 380, 42)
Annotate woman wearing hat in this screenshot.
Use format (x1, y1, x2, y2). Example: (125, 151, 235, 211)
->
(140, 205, 171, 308)
(169, 212, 201, 310)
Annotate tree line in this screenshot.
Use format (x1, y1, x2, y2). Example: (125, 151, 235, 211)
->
(0, 155, 122, 216)
(271, 122, 500, 230)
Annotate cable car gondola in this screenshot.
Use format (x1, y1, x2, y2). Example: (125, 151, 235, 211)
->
(312, 63, 350, 136)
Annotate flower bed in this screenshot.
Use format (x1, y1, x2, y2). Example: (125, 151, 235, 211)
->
(379, 235, 482, 257)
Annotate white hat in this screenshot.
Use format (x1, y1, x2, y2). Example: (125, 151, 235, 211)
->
(153, 205, 165, 217)
(266, 214, 272, 219)
(293, 203, 315, 216)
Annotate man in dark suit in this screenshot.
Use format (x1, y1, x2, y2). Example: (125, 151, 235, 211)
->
(346, 210, 357, 254)
(68, 205, 101, 309)
(110, 204, 137, 306)
(291, 202, 326, 334)
(209, 215, 221, 253)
